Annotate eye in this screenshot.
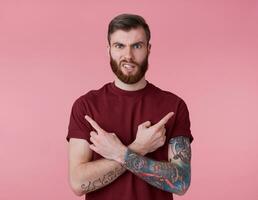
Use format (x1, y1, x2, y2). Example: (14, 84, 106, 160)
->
(114, 44, 124, 49)
(133, 43, 142, 49)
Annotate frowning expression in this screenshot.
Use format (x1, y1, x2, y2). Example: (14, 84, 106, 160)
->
(108, 27, 151, 84)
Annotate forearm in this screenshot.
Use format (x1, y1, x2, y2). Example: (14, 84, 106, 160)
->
(72, 142, 146, 195)
(74, 158, 125, 195)
(122, 148, 191, 195)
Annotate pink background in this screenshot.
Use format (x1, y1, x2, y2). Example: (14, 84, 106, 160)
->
(0, 1, 258, 200)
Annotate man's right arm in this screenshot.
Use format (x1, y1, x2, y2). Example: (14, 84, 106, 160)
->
(68, 113, 172, 196)
(68, 138, 145, 196)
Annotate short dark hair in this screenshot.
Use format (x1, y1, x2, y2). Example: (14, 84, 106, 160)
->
(108, 13, 151, 45)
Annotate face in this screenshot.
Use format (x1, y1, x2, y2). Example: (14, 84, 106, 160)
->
(108, 27, 151, 84)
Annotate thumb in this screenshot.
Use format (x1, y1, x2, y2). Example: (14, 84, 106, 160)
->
(140, 121, 151, 128)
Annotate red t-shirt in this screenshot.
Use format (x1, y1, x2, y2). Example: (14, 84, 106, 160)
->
(67, 81, 193, 200)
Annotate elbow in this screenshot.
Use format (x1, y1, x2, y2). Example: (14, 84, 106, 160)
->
(170, 168, 191, 196)
(174, 176, 191, 196)
(68, 167, 92, 196)
(68, 176, 87, 196)
(73, 187, 85, 197)
(175, 186, 189, 196)
(73, 189, 85, 197)
(173, 183, 190, 196)
(69, 181, 85, 196)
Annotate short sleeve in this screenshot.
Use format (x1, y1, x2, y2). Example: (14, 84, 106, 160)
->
(171, 99, 194, 143)
(66, 97, 92, 142)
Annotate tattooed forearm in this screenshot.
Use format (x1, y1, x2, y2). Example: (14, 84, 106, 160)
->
(81, 165, 126, 193)
(123, 150, 188, 194)
(123, 136, 191, 195)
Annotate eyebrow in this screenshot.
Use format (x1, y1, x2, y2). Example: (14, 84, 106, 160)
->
(112, 41, 146, 46)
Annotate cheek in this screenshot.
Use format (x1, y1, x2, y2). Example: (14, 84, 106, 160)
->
(135, 52, 148, 62)
(110, 51, 121, 61)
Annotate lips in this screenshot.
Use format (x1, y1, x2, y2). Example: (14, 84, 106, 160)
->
(124, 64, 134, 69)
(121, 62, 136, 73)
(121, 62, 136, 68)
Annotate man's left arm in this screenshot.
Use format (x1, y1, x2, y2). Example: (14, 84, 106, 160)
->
(85, 114, 192, 195)
(122, 136, 191, 195)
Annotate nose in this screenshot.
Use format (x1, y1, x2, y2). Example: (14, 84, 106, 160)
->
(123, 46, 134, 60)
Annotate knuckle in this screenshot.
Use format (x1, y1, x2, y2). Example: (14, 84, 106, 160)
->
(157, 131, 163, 137)
(90, 131, 96, 136)
(146, 121, 151, 126)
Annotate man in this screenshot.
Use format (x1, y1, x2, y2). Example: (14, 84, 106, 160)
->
(66, 13, 194, 200)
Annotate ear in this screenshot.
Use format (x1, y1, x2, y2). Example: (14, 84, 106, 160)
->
(147, 43, 151, 55)
(107, 44, 110, 56)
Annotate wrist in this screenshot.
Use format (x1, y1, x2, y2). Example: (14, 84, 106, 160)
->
(128, 142, 147, 156)
(115, 145, 128, 164)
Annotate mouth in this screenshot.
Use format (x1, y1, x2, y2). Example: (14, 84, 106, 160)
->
(123, 63, 135, 68)
(121, 63, 136, 73)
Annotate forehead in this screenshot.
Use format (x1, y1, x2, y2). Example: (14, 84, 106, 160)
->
(109, 27, 147, 44)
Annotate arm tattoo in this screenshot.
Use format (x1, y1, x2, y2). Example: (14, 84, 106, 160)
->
(81, 165, 126, 193)
(169, 136, 191, 165)
(123, 136, 191, 194)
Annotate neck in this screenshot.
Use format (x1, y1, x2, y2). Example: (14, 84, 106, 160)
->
(114, 77, 147, 91)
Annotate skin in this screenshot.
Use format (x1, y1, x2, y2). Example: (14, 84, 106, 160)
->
(86, 115, 192, 195)
(68, 27, 152, 196)
(86, 112, 173, 163)
(68, 27, 192, 196)
(123, 137, 191, 195)
(68, 114, 171, 196)
(108, 27, 151, 91)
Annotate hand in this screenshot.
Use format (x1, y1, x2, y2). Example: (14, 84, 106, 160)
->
(85, 115, 127, 164)
(132, 112, 174, 155)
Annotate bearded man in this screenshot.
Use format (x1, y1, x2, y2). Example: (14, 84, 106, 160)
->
(66, 13, 194, 200)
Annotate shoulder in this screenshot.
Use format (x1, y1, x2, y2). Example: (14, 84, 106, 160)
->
(71, 83, 110, 108)
(75, 83, 110, 102)
(149, 82, 187, 106)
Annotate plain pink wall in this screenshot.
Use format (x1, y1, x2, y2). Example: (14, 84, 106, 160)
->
(0, 1, 258, 200)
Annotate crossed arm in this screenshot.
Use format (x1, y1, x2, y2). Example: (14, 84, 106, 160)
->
(68, 139, 147, 195)
(68, 114, 191, 196)
(123, 136, 191, 195)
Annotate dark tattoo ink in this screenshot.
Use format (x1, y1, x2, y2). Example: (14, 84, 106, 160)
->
(81, 181, 91, 191)
(123, 136, 191, 194)
(81, 165, 126, 193)
(169, 136, 191, 164)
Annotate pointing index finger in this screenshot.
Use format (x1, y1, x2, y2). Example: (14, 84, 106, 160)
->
(85, 115, 104, 133)
(154, 112, 174, 130)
